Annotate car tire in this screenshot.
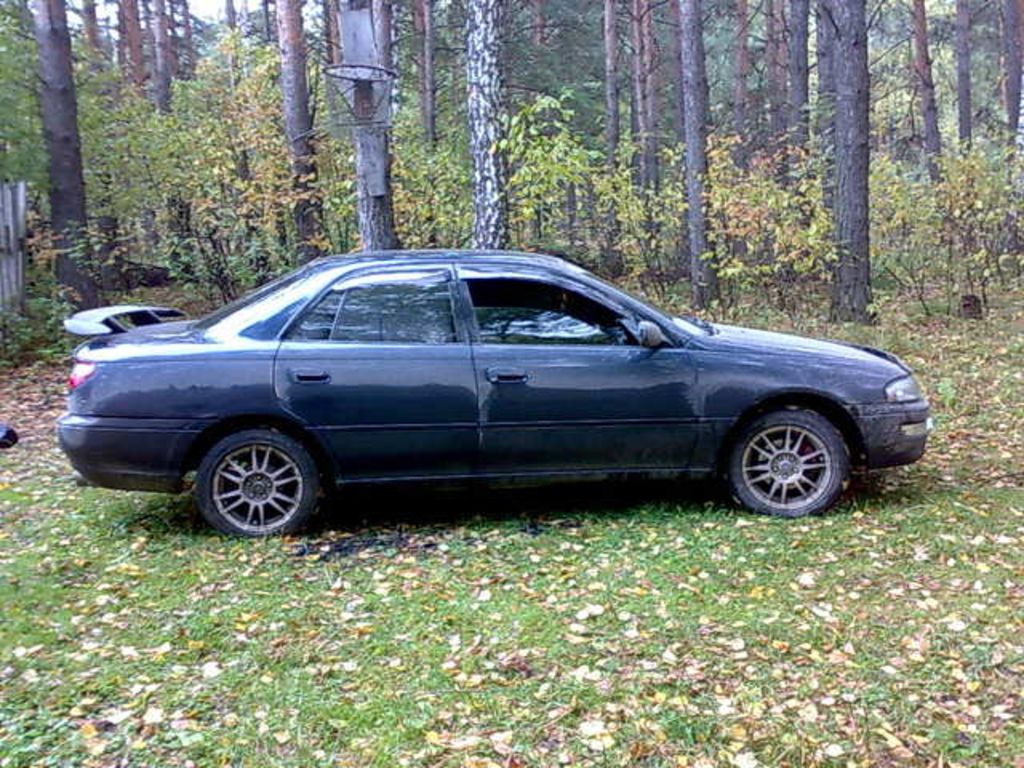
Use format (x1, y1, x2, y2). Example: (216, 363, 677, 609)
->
(195, 429, 320, 537)
(726, 409, 849, 518)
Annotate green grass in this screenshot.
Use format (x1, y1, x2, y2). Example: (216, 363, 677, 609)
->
(1, 298, 1022, 767)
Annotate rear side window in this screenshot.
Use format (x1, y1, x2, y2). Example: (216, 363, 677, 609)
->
(289, 275, 457, 344)
(466, 278, 631, 346)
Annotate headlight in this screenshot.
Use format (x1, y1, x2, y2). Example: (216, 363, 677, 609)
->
(885, 375, 923, 403)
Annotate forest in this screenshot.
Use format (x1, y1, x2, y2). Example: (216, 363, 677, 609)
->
(2, 0, 1024, 359)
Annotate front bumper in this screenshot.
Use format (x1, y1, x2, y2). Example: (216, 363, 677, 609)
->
(57, 414, 204, 492)
(851, 401, 932, 469)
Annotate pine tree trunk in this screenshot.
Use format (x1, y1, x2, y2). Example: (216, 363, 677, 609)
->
(277, 0, 323, 260)
(733, 0, 750, 144)
(31, 0, 99, 309)
(324, 0, 341, 65)
(815, 0, 836, 212)
(911, 0, 941, 178)
(178, 0, 194, 77)
(1004, 0, 1022, 138)
(121, 0, 146, 86)
(788, 0, 809, 146)
(955, 0, 972, 144)
(81, 0, 103, 56)
(604, 0, 620, 161)
(225, 0, 237, 28)
(767, 0, 788, 139)
(466, 0, 508, 250)
(532, 0, 545, 46)
(630, 0, 657, 189)
(603, 0, 623, 276)
(678, 0, 718, 308)
(824, 0, 872, 323)
(152, 0, 172, 111)
(412, 0, 436, 144)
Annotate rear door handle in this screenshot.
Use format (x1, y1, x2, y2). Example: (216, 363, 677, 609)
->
(485, 366, 529, 384)
(290, 369, 331, 384)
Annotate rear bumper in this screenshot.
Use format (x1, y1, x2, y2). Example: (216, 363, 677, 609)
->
(57, 414, 203, 493)
(852, 401, 932, 469)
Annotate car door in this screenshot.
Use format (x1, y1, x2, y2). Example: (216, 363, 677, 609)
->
(274, 267, 479, 480)
(458, 268, 699, 475)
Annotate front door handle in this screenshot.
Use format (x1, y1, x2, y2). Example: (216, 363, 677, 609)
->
(485, 366, 529, 384)
(290, 369, 331, 384)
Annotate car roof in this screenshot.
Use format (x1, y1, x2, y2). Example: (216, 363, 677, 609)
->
(308, 249, 586, 276)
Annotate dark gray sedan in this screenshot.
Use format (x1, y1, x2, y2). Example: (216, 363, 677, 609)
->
(58, 251, 931, 536)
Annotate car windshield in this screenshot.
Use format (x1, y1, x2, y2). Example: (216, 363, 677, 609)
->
(194, 268, 311, 331)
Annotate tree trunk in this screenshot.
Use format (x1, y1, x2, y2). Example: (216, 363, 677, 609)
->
(766, 0, 788, 139)
(324, 0, 341, 65)
(341, 0, 400, 250)
(178, 0, 194, 77)
(31, 0, 99, 309)
(788, 0, 809, 146)
(277, 0, 323, 260)
(121, 0, 146, 86)
(604, 0, 620, 161)
(226, 0, 236, 27)
(1004, 0, 1022, 138)
(955, 0, 972, 144)
(630, 0, 658, 188)
(678, 0, 718, 308)
(466, 0, 508, 249)
(815, 0, 836, 211)
(152, 0, 172, 111)
(81, 0, 103, 56)
(911, 0, 941, 177)
(532, 0, 545, 46)
(733, 0, 750, 143)
(824, 0, 871, 323)
(412, 0, 436, 143)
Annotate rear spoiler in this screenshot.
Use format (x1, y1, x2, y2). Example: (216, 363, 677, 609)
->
(64, 305, 187, 336)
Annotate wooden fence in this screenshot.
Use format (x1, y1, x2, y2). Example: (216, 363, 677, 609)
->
(0, 181, 28, 316)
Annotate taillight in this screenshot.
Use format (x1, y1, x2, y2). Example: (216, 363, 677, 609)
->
(69, 361, 97, 391)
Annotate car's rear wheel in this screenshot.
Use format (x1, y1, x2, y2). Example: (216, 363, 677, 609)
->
(727, 409, 849, 518)
(195, 429, 319, 536)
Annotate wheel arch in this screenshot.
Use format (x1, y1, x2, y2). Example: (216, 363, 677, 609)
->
(717, 391, 866, 475)
(184, 414, 337, 490)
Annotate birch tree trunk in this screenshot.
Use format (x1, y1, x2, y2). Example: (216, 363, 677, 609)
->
(955, 0, 972, 144)
(466, 0, 508, 250)
(823, 0, 872, 323)
(911, 0, 941, 178)
(277, 0, 324, 260)
(31, 0, 100, 308)
(678, 0, 718, 308)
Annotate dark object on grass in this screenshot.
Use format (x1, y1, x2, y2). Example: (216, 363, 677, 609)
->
(0, 424, 17, 449)
(57, 250, 932, 537)
(960, 293, 983, 319)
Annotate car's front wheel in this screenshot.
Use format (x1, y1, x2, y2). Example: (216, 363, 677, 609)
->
(727, 409, 849, 518)
(195, 429, 320, 536)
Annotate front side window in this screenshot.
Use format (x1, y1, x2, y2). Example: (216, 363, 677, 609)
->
(467, 278, 632, 346)
(289, 273, 457, 344)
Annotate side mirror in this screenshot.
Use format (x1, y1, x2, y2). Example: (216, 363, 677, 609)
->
(636, 320, 666, 349)
(0, 424, 18, 450)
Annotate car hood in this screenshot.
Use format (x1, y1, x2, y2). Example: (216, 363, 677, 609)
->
(703, 323, 910, 372)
